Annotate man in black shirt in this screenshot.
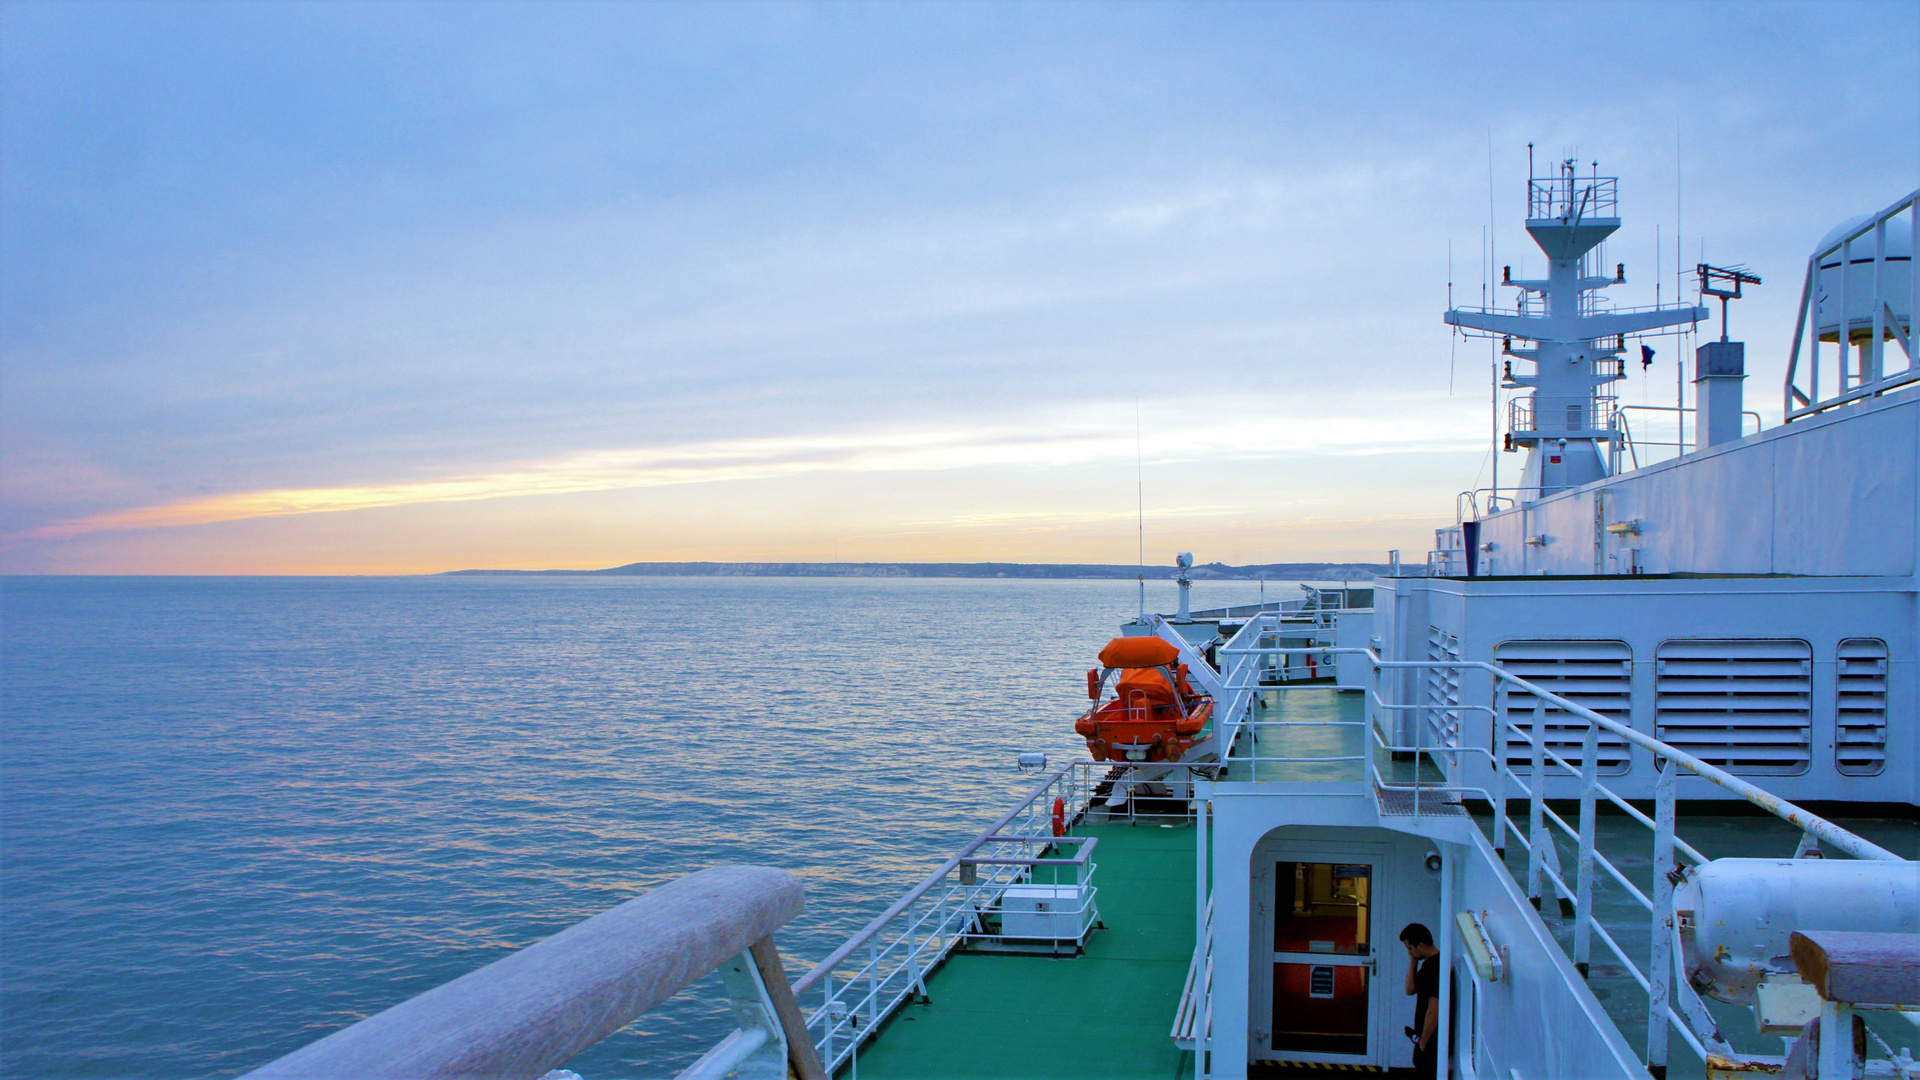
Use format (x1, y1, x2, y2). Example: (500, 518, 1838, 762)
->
(1401, 922, 1441, 1078)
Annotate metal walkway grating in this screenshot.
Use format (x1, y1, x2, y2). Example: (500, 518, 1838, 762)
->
(1372, 785, 1467, 818)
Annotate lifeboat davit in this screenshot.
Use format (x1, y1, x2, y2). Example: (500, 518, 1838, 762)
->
(1073, 636, 1214, 763)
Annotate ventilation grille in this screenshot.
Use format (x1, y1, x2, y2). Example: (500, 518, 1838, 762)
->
(1495, 640, 1632, 775)
(1425, 627, 1462, 748)
(1836, 638, 1888, 777)
(1655, 639, 1811, 775)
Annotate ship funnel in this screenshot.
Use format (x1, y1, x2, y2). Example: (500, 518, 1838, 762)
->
(1694, 341, 1746, 449)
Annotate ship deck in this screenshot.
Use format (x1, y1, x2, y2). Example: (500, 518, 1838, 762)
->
(838, 819, 1198, 1080)
(1222, 686, 1443, 787)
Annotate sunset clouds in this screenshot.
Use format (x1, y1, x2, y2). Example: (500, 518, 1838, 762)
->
(3, 2, 1913, 572)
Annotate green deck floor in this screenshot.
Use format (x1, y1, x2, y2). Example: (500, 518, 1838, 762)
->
(840, 821, 1197, 1080)
(1223, 687, 1446, 787)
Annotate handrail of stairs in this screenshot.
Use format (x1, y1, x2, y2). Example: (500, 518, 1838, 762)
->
(241, 865, 824, 1080)
(1171, 894, 1213, 1049)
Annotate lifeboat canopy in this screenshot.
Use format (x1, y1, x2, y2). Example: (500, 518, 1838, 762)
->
(1097, 636, 1180, 669)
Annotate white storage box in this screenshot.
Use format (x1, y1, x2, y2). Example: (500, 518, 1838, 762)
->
(998, 884, 1096, 941)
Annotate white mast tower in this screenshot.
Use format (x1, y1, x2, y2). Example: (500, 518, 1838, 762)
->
(1448, 160, 1707, 500)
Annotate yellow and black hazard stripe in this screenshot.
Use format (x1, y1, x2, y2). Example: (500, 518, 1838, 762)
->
(1251, 1062, 1383, 1073)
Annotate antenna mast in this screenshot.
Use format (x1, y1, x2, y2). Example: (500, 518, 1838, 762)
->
(1446, 158, 1707, 503)
(1135, 404, 1145, 620)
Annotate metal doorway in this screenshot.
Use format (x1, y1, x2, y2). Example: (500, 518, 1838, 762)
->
(1253, 842, 1389, 1068)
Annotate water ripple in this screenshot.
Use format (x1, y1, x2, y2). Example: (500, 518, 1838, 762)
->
(1, 575, 1273, 1078)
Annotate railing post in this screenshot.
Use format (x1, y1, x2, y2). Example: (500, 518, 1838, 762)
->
(1196, 790, 1209, 985)
(1647, 759, 1676, 1079)
(1527, 698, 1547, 908)
(820, 978, 834, 1068)
(1871, 217, 1887, 387)
(1837, 233, 1851, 391)
(1808, 253, 1822, 408)
(1414, 678, 1425, 817)
(1367, 658, 1379, 745)
(1199, 935, 1213, 1080)
(1574, 720, 1599, 978)
(902, 899, 925, 1003)
(1817, 1001, 1858, 1080)
(1417, 661, 1430, 765)
(1492, 679, 1508, 860)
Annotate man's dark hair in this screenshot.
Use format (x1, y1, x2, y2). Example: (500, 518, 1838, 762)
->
(1399, 922, 1434, 947)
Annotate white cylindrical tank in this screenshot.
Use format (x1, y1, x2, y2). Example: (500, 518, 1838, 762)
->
(1814, 211, 1914, 343)
(1673, 858, 1920, 1005)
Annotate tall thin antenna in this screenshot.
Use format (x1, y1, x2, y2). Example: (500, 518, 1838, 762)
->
(1491, 337, 1500, 506)
(1489, 138, 1502, 511)
(1448, 239, 1456, 394)
(1488, 132, 1498, 311)
(1135, 401, 1145, 620)
(1656, 224, 1662, 307)
(1676, 123, 1685, 449)
(1676, 122, 1684, 323)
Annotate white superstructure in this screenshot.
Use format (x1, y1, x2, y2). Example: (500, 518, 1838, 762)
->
(1159, 172, 1919, 1079)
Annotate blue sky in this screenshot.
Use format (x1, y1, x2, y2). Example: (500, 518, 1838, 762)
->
(2, 1, 1915, 572)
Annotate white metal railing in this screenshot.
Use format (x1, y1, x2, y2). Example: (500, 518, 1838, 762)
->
(792, 767, 1074, 1074)
(790, 759, 1209, 1075)
(1171, 894, 1212, 1049)
(1784, 187, 1918, 421)
(1509, 393, 1619, 438)
(1206, 616, 1907, 1078)
(1530, 168, 1618, 221)
(1610, 405, 1766, 473)
(1457, 489, 1519, 523)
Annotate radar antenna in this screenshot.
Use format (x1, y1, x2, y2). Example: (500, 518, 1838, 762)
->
(1695, 263, 1762, 342)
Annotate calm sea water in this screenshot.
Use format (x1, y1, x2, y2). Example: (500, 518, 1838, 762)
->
(0, 574, 1277, 1079)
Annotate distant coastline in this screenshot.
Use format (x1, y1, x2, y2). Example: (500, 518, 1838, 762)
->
(444, 560, 1386, 580)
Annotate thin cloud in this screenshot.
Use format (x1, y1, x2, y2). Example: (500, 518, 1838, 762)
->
(8, 401, 1483, 542)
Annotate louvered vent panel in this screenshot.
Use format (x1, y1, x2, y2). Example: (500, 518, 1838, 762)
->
(1494, 640, 1632, 775)
(1835, 638, 1888, 777)
(1425, 627, 1463, 747)
(1655, 639, 1811, 775)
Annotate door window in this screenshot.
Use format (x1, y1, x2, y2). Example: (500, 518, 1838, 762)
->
(1270, 861, 1372, 1056)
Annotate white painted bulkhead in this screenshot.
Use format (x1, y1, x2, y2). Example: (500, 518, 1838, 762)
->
(1382, 388, 1919, 806)
(1375, 573, 1916, 804)
(1203, 788, 1644, 1079)
(1472, 390, 1917, 579)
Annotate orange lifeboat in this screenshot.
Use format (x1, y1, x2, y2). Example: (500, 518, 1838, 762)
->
(1074, 636, 1214, 763)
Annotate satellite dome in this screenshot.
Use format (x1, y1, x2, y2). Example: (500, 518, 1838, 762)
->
(1813, 209, 1912, 341)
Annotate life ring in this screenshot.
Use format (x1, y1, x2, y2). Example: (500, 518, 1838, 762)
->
(1052, 797, 1065, 837)
(1086, 668, 1101, 700)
